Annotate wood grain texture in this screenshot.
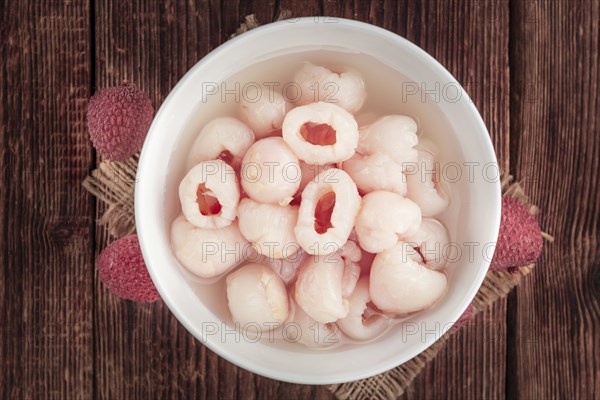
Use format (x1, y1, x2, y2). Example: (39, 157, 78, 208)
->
(0, 0, 94, 398)
(508, 0, 600, 398)
(1, 0, 599, 399)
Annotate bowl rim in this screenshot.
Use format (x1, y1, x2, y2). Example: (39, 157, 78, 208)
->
(135, 17, 501, 384)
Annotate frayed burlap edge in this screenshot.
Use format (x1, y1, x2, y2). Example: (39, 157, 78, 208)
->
(82, 153, 139, 238)
(230, 9, 292, 38)
(83, 11, 554, 400)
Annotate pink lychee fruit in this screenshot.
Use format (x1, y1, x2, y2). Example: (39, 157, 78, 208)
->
(490, 195, 543, 271)
(97, 234, 160, 302)
(87, 83, 154, 160)
(452, 303, 473, 331)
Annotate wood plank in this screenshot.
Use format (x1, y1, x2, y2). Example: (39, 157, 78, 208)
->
(0, 0, 94, 398)
(508, 0, 600, 397)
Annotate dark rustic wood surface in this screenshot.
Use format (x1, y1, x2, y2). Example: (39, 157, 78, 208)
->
(0, 0, 598, 399)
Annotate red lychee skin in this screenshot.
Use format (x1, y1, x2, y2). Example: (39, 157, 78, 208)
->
(452, 303, 473, 330)
(490, 196, 543, 271)
(97, 234, 160, 303)
(87, 83, 154, 161)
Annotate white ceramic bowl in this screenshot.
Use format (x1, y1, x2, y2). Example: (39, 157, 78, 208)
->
(136, 18, 501, 384)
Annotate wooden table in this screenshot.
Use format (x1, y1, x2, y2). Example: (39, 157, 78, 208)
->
(1, 1, 598, 398)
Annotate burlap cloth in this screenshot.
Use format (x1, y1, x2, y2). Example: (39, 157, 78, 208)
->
(83, 13, 553, 400)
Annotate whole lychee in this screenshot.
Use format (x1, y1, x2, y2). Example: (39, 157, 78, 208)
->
(491, 196, 543, 271)
(87, 83, 154, 160)
(97, 234, 160, 302)
(452, 303, 473, 330)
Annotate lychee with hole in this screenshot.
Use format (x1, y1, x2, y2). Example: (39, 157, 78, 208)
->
(97, 234, 160, 302)
(491, 195, 543, 271)
(87, 82, 154, 160)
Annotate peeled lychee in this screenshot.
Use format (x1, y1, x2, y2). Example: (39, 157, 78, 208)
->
(491, 196, 543, 271)
(87, 83, 154, 160)
(97, 234, 160, 302)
